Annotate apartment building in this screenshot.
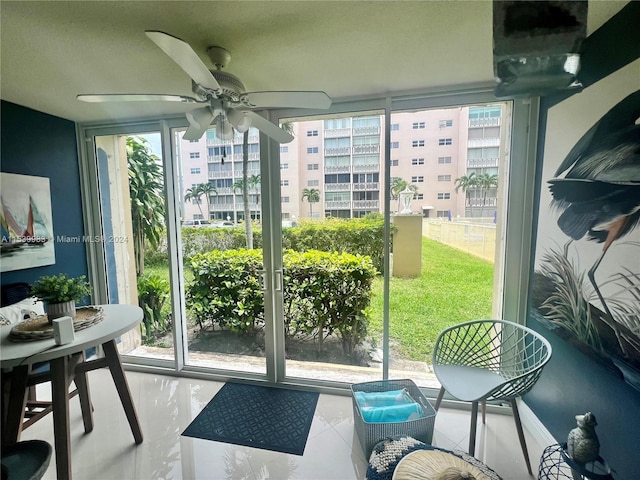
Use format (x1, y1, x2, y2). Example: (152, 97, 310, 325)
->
(179, 104, 504, 222)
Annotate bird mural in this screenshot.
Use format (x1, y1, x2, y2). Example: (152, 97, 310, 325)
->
(566, 412, 600, 479)
(548, 89, 640, 359)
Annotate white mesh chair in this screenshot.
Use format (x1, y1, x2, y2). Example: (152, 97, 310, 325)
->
(432, 319, 552, 475)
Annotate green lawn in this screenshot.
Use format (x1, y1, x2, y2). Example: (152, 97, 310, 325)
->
(368, 237, 494, 361)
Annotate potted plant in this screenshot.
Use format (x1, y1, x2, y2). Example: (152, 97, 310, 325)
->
(30, 274, 92, 323)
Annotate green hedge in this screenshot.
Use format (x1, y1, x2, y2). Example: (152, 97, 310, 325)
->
(187, 248, 377, 357)
(146, 217, 386, 272)
(137, 273, 171, 343)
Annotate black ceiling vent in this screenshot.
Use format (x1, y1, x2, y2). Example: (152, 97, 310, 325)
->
(493, 1, 588, 98)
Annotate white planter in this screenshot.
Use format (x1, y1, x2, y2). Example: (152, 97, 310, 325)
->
(46, 300, 76, 323)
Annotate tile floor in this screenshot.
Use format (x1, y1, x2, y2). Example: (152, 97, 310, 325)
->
(19, 369, 545, 479)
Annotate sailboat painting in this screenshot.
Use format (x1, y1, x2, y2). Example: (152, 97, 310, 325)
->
(1, 173, 55, 272)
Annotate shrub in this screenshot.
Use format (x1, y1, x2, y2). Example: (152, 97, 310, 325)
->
(186, 248, 377, 358)
(137, 273, 171, 343)
(188, 249, 264, 334)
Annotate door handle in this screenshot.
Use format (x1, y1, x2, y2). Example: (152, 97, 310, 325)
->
(274, 269, 283, 292)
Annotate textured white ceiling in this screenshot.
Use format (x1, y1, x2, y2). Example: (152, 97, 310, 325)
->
(0, 1, 628, 124)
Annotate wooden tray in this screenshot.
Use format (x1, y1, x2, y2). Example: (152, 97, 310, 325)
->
(9, 306, 104, 342)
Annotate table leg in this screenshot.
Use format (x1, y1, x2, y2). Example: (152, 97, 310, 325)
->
(50, 355, 72, 480)
(2, 365, 29, 446)
(102, 340, 143, 444)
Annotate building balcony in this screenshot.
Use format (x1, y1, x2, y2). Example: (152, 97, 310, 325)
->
(467, 158, 499, 168)
(325, 200, 351, 209)
(210, 203, 236, 211)
(353, 182, 379, 191)
(208, 170, 234, 179)
(353, 200, 379, 209)
(468, 138, 500, 148)
(325, 165, 351, 174)
(214, 187, 234, 195)
(234, 169, 261, 178)
(324, 128, 351, 138)
(352, 126, 380, 136)
(325, 183, 352, 192)
(353, 144, 379, 154)
(352, 163, 379, 173)
(207, 135, 259, 146)
(468, 117, 501, 128)
(232, 152, 260, 162)
(324, 147, 351, 156)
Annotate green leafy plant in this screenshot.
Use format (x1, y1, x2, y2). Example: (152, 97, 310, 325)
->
(137, 273, 171, 343)
(30, 274, 92, 303)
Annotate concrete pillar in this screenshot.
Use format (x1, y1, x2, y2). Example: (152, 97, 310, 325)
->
(392, 214, 422, 278)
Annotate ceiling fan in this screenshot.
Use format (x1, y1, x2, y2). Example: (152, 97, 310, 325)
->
(77, 31, 332, 143)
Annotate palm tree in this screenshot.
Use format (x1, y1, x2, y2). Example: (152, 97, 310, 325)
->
(476, 173, 498, 217)
(241, 130, 253, 248)
(127, 136, 165, 276)
(301, 188, 320, 217)
(248, 174, 261, 219)
(454, 172, 477, 217)
(199, 182, 218, 219)
(184, 184, 204, 217)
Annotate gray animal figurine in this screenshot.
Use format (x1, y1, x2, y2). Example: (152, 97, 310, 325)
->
(567, 412, 600, 474)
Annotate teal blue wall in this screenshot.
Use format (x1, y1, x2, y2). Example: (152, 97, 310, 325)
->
(0, 101, 88, 287)
(525, 4, 640, 478)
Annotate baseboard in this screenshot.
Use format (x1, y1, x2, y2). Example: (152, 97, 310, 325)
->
(518, 398, 557, 447)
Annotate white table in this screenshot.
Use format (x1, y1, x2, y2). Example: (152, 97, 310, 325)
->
(0, 304, 144, 480)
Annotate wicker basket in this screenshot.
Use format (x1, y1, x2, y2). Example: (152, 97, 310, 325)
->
(351, 379, 436, 457)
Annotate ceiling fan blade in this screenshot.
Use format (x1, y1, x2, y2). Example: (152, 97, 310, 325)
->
(145, 31, 221, 92)
(77, 94, 199, 103)
(244, 111, 294, 144)
(240, 91, 332, 109)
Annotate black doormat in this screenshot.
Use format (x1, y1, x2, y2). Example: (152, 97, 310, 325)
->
(182, 382, 319, 455)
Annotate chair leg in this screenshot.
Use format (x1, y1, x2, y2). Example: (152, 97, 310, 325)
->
(434, 387, 445, 411)
(469, 401, 478, 457)
(481, 400, 486, 424)
(510, 398, 532, 476)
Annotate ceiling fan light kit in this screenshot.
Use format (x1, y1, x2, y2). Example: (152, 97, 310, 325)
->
(77, 31, 332, 143)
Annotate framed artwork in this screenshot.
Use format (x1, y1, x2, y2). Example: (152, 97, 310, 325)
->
(530, 59, 640, 391)
(0, 172, 56, 272)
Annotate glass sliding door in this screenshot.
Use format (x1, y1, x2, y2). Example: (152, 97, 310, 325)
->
(91, 130, 175, 363)
(277, 112, 387, 385)
(173, 126, 266, 376)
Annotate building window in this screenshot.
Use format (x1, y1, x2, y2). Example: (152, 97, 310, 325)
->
(280, 180, 289, 186)
(412, 140, 425, 148)
(189, 139, 199, 143)
(411, 176, 424, 183)
(281, 196, 290, 203)
(307, 163, 319, 171)
(390, 123, 400, 131)
(437, 192, 451, 200)
(390, 142, 399, 149)
(281, 163, 289, 170)
(437, 175, 451, 182)
(411, 158, 425, 165)
(439, 119, 453, 128)
(436, 210, 449, 217)
(391, 159, 399, 166)
(189, 152, 200, 159)
(307, 130, 319, 137)
(280, 146, 289, 153)
(415, 193, 424, 200)
(190, 168, 201, 174)
(307, 147, 319, 154)
(308, 179, 319, 186)
(438, 138, 453, 146)
(193, 214, 203, 220)
(438, 156, 452, 164)
(412, 122, 425, 129)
